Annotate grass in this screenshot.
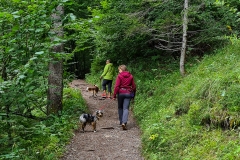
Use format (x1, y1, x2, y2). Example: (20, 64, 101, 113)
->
(131, 38, 240, 159)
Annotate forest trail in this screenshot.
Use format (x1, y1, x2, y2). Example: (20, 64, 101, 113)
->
(61, 79, 144, 160)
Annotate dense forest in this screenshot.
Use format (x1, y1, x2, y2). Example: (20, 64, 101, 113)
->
(0, 0, 240, 159)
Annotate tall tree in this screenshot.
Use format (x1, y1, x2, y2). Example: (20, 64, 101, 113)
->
(180, 0, 188, 76)
(47, 5, 64, 115)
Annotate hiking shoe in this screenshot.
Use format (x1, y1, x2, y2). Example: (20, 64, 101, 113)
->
(122, 124, 127, 130)
(102, 93, 106, 98)
(120, 122, 127, 125)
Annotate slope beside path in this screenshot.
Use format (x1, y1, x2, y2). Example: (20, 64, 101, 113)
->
(61, 79, 144, 160)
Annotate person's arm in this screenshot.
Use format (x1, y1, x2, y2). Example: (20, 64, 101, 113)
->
(100, 65, 109, 79)
(113, 76, 121, 98)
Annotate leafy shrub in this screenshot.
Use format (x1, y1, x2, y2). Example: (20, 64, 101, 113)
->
(0, 87, 87, 160)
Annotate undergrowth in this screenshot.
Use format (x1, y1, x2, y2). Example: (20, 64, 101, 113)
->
(132, 38, 240, 159)
(0, 87, 87, 160)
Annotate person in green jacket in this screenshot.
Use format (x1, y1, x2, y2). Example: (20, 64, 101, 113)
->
(100, 59, 114, 98)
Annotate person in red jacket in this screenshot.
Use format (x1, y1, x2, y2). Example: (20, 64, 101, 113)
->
(113, 65, 136, 130)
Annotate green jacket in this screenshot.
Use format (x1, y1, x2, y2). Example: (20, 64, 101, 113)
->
(101, 63, 114, 80)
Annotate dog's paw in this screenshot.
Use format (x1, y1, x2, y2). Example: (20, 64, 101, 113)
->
(93, 130, 96, 132)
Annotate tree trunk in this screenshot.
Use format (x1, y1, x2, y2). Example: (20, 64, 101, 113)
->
(180, 0, 188, 76)
(47, 5, 64, 115)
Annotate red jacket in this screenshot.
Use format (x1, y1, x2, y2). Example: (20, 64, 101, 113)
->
(113, 71, 136, 98)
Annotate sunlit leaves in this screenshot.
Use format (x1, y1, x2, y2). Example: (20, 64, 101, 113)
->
(0, 0, 63, 137)
(100, 0, 110, 9)
(69, 13, 76, 21)
(35, 51, 44, 55)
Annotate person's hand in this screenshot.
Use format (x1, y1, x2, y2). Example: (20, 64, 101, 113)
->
(113, 97, 116, 101)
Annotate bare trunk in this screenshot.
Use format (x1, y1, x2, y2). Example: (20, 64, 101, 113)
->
(47, 58, 63, 115)
(47, 5, 64, 115)
(180, 0, 188, 76)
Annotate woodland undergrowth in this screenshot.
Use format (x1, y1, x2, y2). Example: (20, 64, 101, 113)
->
(0, 88, 88, 160)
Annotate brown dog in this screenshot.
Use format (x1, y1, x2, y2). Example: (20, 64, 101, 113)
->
(86, 85, 99, 97)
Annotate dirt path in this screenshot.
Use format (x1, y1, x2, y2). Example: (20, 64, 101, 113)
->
(61, 79, 144, 160)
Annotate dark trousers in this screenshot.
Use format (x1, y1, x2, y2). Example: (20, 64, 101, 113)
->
(117, 93, 132, 124)
(102, 79, 112, 93)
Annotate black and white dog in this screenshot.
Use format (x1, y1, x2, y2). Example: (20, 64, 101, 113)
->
(79, 110, 103, 132)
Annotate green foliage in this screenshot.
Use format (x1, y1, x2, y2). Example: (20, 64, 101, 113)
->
(0, 0, 84, 159)
(90, 56, 105, 74)
(0, 87, 87, 160)
(0, 0, 70, 117)
(63, 0, 240, 78)
(64, 16, 95, 78)
(2, 0, 240, 160)
(188, 101, 209, 125)
(133, 38, 240, 159)
(62, 87, 88, 114)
